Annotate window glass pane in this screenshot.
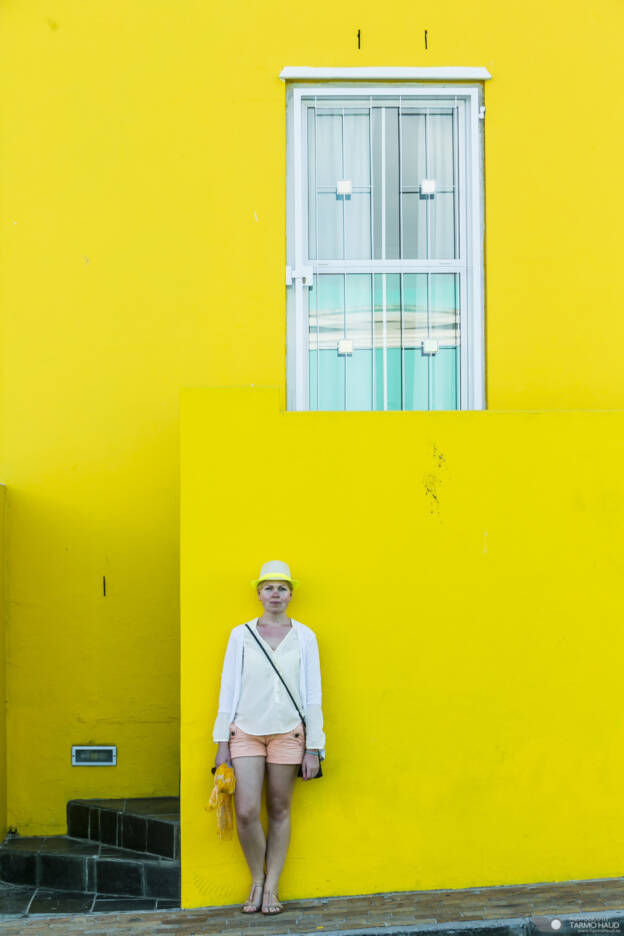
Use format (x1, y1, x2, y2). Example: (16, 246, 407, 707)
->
(402, 273, 428, 410)
(346, 274, 372, 350)
(317, 193, 343, 260)
(318, 349, 345, 410)
(307, 107, 316, 260)
(310, 110, 345, 260)
(384, 109, 400, 260)
(403, 274, 428, 348)
(316, 113, 342, 187)
(347, 350, 372, 411)
(308, 276, 319, 410)
(345, 194, 371, 259)
(372, 109, 381, 259)
(314, 274, 344, 348)
(373, 273, 402, 410)
(310, 275, 345, 410)
(403, 349, 429, 410)
(431, 349, 459, 409)
(401, 112, 426, 188)
(344, 113, 370, 187)
(373, 348, 402, 410)
(428, 113, 454, 188)
(309, 349, 318, 410)
(343, 111, 372, 259)
(346, 274, 372, 410)
(299, 96, 469, 413)
(429, 112, 457, 258)
(372, 108, 400, 259)
(402, 192, 427, 259)
(429, 192, 456, 259)
(430, 274, 459, 345)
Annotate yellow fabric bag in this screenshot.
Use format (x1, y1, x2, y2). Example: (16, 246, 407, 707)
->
(208, 763, 236, 839)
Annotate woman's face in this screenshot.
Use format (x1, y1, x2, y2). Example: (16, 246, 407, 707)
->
(257, 580, 293, 616)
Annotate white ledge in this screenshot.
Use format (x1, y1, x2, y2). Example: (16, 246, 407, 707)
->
(279, 66, 491, 81)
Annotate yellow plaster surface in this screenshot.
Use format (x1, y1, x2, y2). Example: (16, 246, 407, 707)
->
(181, 388, 624, 905)
(0, 485, 6, 839)
(1, 0, 623, 836)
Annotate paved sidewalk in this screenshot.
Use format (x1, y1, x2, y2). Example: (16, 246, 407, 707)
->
(2, 876, 624, 935)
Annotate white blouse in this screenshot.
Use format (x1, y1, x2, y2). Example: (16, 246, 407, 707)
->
(212, 618, 326, 757)
(234, 622, 303, 737)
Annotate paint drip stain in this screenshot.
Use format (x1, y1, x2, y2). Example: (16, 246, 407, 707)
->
(424, 445, 446, 519)
(423, 472, 440, 515)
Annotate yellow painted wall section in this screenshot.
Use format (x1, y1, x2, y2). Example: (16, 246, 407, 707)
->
(1, 0, 623, 833)
(197, 0, 624, 411)
(181, 388, 624, 906)
(0, 485, 6, 840)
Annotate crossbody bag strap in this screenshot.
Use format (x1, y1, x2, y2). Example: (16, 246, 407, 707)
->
(244, 621, 306, 729)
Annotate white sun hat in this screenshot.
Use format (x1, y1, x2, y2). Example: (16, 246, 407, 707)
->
(252, 560, 299, 590)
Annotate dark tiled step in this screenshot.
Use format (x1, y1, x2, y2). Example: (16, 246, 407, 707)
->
(0, 836, 180, 900)
(0, 880, 180, 918)
(67, 797, 179, 858)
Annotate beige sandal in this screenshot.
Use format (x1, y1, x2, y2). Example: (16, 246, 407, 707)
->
(261, 889, 284, 915)
(242, 880, 265, 913)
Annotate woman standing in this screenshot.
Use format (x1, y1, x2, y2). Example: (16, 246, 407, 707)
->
(213, 561, 326, 916)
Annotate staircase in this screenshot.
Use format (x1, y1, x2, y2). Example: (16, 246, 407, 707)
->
(0, 797, 180, 908)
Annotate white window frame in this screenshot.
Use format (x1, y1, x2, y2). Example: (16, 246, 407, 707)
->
(286, 80, 486, 412)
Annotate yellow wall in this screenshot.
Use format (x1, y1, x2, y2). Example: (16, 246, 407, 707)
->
(0, 485, 6, 841)
(201, 0, 624, 411)
(181, 389, 624, 905)
(1, 0, 623, 836)
(0, 2, 190, 833)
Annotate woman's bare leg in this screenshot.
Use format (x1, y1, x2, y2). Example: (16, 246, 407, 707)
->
(263, 763, 299, 912)
(232, 756, 266, 885)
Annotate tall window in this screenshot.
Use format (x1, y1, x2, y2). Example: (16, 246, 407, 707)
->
(286, 85, 485, 411)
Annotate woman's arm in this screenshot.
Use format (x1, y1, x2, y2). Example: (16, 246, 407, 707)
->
(305, 631, 323, 707)
(212, 629, 239, 746)
(301, 750, 320, 780)
(215, 741, 231, 769)
(304, 631, 326, 755)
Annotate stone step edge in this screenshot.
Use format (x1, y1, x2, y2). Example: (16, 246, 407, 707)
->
(0, 841, 178, 865)
(68, 799, 179, 818)
(66, 801, 180, 858)
(64, 833, 177, 862)
(286, 909, 624, 936)
(0, 849, 180, 899)
(62, 834, 177, 861)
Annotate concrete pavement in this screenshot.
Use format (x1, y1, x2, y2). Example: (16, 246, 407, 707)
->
(2, 875, 624, 935)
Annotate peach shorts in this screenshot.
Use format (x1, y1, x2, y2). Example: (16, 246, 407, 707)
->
(228, 721, 306, 765)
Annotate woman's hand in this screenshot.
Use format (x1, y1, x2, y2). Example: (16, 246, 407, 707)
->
(215, 742, 231, 769)
(301, 751, 320, 780)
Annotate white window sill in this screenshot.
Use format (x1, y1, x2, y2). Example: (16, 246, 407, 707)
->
(279, 66, 491, 81)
